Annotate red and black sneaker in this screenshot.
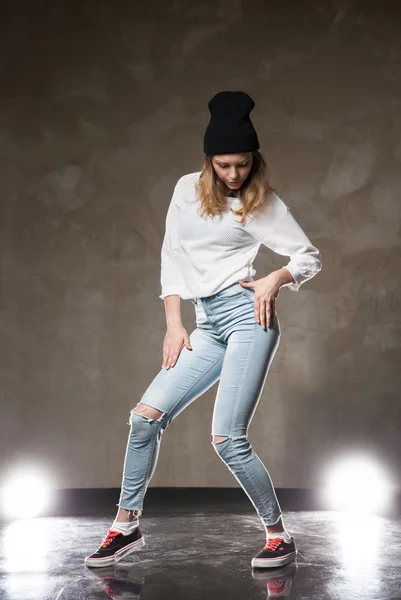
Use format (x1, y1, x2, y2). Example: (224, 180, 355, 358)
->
(251, 536, 297, 569)
(85, 527, 145, 568)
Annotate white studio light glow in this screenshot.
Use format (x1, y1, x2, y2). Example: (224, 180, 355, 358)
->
(4, 519, 50, 572)
(1, 470, 52, 519)
(323, 454, 393, 514)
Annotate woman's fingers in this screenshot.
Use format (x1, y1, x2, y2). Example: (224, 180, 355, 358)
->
(262, 303, 270, 329)
(162, 327, 188, 369)
(254, 297, 275, 329)
(259, 301, 266, 329)
(268, 300, 275, 326)
(162, 346, 171, 369)
(163, 347, 172, 369)
(163, 343, 183, 369)
(169, 349, 180, 368)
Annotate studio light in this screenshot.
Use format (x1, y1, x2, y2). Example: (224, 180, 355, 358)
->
(1, 469, 52, 519)
(323, 454, 393, 514)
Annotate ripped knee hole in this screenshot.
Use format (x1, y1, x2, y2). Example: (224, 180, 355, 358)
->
(133, 403, 164, 421)
(212, 435, 229, 444)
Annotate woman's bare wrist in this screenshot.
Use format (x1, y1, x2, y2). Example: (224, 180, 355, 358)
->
(164, 294, 183, 328)
(275, 267, 295, 288)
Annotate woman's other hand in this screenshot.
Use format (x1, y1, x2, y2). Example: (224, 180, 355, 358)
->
(239, 273, 283, 329)
(162, 325, 192, 369)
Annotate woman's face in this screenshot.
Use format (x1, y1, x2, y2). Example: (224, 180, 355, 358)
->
(212, 152, 253, 192)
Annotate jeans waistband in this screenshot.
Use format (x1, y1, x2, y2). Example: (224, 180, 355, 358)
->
(191, 282, 246, 305)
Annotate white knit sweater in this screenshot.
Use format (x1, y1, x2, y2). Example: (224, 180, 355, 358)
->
(160, 172, 322, 300)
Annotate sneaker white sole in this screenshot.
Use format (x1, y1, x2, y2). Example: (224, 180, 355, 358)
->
(85, 536, 145, 568)
(252, 562, 298, 580)
(251, 550, 297, 569)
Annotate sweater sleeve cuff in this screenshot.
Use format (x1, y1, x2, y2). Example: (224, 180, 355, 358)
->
(159, 286, 183, 299)
(281, 265, 303, 292)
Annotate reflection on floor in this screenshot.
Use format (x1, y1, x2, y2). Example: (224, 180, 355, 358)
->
(1, 510, 400, 599)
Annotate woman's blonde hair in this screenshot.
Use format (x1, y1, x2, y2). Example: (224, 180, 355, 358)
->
(195, 150, 275, 225)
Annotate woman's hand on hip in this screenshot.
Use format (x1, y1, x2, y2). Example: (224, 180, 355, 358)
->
(239, 274, 281, 329)
(162, 325, 192, 369)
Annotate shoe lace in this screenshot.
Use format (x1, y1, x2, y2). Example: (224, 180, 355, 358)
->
(104, 583, 115, 599)
(267, 580, 285, 592)
(264, 537, 284, 551)
(100, 529, 121, 549)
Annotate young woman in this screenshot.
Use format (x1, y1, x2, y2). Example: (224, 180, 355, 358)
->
(85, 91, 322, 569)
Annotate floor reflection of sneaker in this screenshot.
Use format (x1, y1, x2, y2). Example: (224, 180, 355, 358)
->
(88, 563, 145, 599)
(251, 536, 297, 569)
(252, 563, 297, 598)
(85, 527, 145, 568)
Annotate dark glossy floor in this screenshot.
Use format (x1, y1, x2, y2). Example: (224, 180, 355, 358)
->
(1, 510, 400, 600)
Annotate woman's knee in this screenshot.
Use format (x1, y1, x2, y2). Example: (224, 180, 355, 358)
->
(211, 434, 230, 456)
(212, 434, 250, 458)
(128, 404, 166, 437)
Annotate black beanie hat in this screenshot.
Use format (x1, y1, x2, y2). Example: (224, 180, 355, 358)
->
(203, 90, 260, 155)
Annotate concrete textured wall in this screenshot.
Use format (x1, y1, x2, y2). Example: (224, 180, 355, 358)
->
(1, 0, 400, 491)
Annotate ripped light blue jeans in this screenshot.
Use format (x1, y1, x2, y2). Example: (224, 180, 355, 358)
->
(118, 282, 282, 526)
